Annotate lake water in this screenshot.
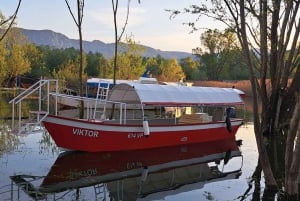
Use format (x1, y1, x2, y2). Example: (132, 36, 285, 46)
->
(0, 125, 259, 201)
(0, 91, 263, 201)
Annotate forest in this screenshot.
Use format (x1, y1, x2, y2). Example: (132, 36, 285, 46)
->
(0, 24, 250, 91)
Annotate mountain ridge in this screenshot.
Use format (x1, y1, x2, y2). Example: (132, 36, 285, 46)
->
(19, 28, 193, 59)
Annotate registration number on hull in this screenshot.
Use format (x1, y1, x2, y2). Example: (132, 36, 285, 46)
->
(128, 132, 144, 139)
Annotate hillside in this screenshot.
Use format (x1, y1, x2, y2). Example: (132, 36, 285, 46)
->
(19, 28, 193, 59)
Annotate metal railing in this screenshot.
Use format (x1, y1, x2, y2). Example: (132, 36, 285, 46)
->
(9, 79, 59, 134)
(9, 79, 130, 134)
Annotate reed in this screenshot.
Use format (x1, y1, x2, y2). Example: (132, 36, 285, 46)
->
(194, 80, 251, 95)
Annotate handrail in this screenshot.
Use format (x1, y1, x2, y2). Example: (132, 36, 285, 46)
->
(49, 91, 127, 123)
(9, 79, 59, 134)
(9, 79, 57, 104)
(9, 80, 42, 104)
(9, 78, 129, 134)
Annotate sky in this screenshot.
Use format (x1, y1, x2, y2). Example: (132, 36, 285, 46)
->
(1, 0, 224, 53)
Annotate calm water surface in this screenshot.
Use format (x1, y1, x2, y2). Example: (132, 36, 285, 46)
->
(0, 125, 257, 201)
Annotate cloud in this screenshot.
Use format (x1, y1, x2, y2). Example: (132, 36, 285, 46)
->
(87, 6, 146, 29)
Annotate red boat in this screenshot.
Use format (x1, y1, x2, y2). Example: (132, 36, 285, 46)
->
(10, 139, 242, 200)
(42, 83, 245, 152)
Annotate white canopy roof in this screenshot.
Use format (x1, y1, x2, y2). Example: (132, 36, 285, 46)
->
(86, 77, 158, 87)
(108, 83, 244, 106)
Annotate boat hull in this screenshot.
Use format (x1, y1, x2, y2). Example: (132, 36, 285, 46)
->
(43, 115, 243, 152)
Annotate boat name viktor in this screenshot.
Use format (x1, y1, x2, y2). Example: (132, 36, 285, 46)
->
(73, 128, 99, 138)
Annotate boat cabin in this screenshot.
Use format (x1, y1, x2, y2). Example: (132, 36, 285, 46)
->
(96, 82, 245, 125)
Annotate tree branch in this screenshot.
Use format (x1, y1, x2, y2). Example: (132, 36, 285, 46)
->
(0, 0, 22, 41)
(117, 0, 131, 42)
(282, 1, 300, 87)
(65, 0, 79, 27)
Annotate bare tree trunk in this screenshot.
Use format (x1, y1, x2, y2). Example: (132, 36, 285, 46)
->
(111, 0, 131, 84)
(112, 0, 118, 85)
(110, 0, 131, 119)
(77, 0, 84, 119)
(285, 92, 300, 196)
(251, 159, 262, 201)
(236, 0, 277, 189)
(65, 0, 84, 118)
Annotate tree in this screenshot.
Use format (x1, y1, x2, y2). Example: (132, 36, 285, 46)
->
(200, 29, 237, 54)
(220, 48, 249, 80)
(116, 35, 145, 79)
(159, 58, 185, 82)
(1, 12, 29, 86)
(42, 47, 79, 75)
(6, 43, 30, 86)
(52, 55, 87, 92)
(0, 12, 8, 86)
(65, 0, 85, 118)
(0, 39, 7, 85)
(23, 44, 46, 79)
(86, 52, 109, 77)
(143, 55, 164, 77)
(194, 29, 244, 80)
(168, 0, 300, 198)
(4, 28, 31, 87)
(179, 57, 201, 80)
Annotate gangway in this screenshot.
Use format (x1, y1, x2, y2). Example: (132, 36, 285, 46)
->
(9, 79, 59, 134)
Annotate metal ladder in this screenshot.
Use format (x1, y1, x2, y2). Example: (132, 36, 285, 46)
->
(93, 80, 111, 120)
(9, 79, 59, 134)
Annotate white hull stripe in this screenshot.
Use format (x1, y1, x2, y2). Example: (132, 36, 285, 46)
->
(44, 116, 242, 133)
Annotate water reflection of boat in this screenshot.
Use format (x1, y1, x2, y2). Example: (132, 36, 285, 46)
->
(10, 138, 243, 200)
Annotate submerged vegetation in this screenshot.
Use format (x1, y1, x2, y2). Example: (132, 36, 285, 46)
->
(0, 120, 19, 157)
